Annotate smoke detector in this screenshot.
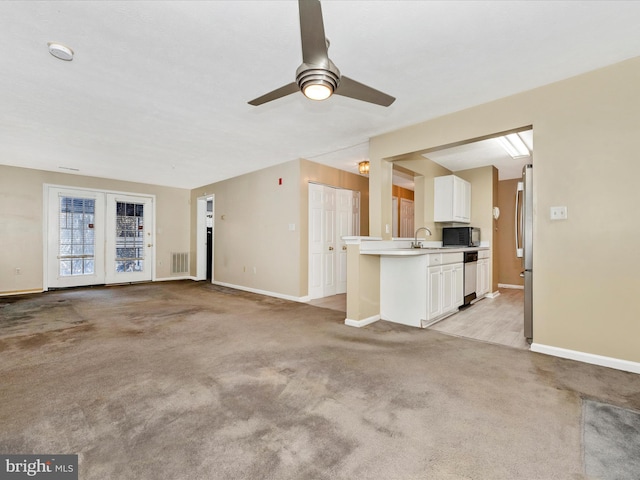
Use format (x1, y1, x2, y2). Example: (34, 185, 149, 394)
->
(48, 42, 74, 61)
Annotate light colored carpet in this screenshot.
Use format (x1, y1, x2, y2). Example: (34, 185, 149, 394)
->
(1, 281, 640, 479)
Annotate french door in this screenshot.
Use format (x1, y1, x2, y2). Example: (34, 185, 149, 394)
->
(105, 194, 153, 284)
(46, 187, 153, 289)
(47, 188, 106, 288)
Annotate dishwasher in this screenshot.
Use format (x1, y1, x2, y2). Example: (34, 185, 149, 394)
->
(463, 251, 478, 306)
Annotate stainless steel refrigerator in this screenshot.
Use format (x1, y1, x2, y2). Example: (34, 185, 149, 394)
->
(516, 164, 533, 342)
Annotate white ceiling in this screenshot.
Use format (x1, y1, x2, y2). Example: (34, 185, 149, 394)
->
(2, 1, 640, 189)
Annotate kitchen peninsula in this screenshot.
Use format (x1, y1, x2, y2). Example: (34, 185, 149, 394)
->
(347, 237, 490, 329)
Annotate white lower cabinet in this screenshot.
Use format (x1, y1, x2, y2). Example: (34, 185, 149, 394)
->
(476, 250, 491, 298)
(378, 251, 464, 328)
(426, 261, 464, 323)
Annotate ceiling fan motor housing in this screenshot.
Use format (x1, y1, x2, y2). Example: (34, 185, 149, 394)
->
(296, 61, 340, 95)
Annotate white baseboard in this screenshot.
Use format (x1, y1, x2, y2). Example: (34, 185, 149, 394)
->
(486, 290, 501, 299)
(498, 283, 524, 290)
(345, 315, 380, 328)
(530, 343, 640, 375)
(212, 281, 307, 302)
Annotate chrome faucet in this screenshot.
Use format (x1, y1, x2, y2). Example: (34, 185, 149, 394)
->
(412, 227, 432, 248)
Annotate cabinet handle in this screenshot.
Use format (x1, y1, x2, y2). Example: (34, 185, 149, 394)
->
(329, 246, 334, 251)
(342, 246, 347, 250)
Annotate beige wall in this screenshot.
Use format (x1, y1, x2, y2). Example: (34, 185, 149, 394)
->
(498, 179, 524, 287)
(363, 56, 640, 363)
(0, 165, 191, 294)
(190, 158, 369, 299)
(190, 159, 302, 297)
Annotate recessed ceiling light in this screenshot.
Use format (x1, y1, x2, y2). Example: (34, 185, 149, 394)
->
(48, 42, 74, 61)
(496, 133, 530, 158)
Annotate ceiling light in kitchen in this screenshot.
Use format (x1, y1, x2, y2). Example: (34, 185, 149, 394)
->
(496, 133, 530, 158)
(358, 161, 370, 175)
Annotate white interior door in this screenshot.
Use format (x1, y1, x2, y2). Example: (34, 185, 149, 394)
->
(400, 198, 415, 238)
(308, 184, 360, 299)
(47, 187, 106, 288)
(392, 196, 399, 237)
(336, 189, 353, 294)
(323, 187, 337, 297)
(105, 194, 153, 284)
(352, 191, 361, 236)
(308, 184, 324, 299)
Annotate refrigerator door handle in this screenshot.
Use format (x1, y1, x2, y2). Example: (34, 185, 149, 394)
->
(515, 181, 524, 258)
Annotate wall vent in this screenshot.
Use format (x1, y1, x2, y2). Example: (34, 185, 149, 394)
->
(171, 252, 189, 275)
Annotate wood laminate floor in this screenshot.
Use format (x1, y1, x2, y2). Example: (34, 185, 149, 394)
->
(309, 289, 527, 350)
(429, 288, 529, 350)
(308, 294, 347, 312)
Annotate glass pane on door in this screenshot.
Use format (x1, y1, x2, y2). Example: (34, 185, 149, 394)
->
(58, 196, 95, 276)
(114, 201, 145, 273)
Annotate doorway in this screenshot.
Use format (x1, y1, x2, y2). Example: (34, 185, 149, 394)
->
(386, 128, 533, 348)
(308, 183, 360, 300)
(425, 129, 532, 348)
(45, 186, 154, 289)
(196, 195, 214, 282)
(392, 166, 416, 238)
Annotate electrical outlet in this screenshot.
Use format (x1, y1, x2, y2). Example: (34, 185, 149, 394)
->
(15, 268, 21, 275)
(550, 206, 568, 220)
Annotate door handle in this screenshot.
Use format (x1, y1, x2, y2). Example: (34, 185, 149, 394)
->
(147, 244, 153, 247)
(515, 181, 524, 258)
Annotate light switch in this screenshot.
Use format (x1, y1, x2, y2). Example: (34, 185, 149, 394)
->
(550, 206, 568, 220)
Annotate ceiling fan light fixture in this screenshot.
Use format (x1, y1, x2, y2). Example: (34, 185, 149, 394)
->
(303, 83, 333, 101)
(296, 63, 340, 101)
(247, 0, 395, 107)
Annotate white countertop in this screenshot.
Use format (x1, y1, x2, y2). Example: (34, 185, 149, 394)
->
(361, 247, 488, 256)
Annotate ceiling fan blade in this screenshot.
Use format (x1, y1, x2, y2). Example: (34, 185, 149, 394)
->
(334, 76, 396, 107)
(299, 0, 329, 66)
(247, 82, 300, 106)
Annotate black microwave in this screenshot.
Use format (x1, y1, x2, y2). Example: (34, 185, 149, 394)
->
(442, 227, 480, 247)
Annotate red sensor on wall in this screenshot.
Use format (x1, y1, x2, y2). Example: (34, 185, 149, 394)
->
(279, 178, 282, 185)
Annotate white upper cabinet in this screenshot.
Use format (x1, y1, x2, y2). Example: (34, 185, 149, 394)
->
(433, 175, 471, 223)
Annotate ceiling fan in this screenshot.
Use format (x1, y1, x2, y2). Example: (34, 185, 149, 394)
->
(248, 0, 395, 107)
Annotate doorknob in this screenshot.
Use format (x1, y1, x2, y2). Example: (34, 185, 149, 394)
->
(328, 246, 334, 251)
